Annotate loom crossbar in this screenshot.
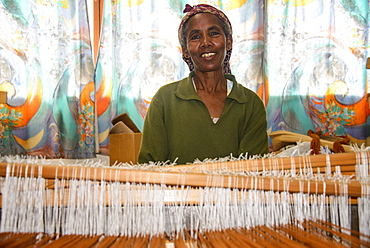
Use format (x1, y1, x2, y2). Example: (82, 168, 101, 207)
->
(0, 160, 365, 198)
(171, 152, 369, 173)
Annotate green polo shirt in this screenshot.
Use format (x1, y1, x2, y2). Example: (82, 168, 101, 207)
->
(138, 72, 269, 165)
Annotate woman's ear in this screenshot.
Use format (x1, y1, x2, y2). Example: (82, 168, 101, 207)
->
(182, 47, 190, 59)
(226, 36, 232, 51)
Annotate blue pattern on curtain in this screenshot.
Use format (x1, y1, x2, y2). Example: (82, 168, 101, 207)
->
(265, 0, 370, 146)
(96, 0, 369, 153)
(0, 0, 95, 158)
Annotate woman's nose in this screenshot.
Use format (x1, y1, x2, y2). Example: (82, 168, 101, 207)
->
(200, 35, 212, 47)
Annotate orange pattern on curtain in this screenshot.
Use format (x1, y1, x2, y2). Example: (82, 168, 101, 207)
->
(0, 0, 95, 158)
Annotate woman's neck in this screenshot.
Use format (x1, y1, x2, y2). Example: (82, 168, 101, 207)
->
(193, 71, 227, 93)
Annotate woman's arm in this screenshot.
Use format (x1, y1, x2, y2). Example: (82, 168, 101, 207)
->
(138, 97, 169, 163)
(238, 98, 269, 157)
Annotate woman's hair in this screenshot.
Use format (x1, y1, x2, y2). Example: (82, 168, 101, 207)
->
(178, 4, 233, 74)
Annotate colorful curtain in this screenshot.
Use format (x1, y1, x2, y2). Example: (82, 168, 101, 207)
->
(0, 0, 95, 158)
(96, 0, 369, 153)
(265, 0, 370, 146)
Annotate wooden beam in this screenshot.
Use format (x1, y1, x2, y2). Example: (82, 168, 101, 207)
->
(0, 154, 366, 197)
(93, 0, 104, 65)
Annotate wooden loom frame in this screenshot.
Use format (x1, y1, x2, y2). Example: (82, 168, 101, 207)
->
(0, 151, 369, 247)
(0, 152, 368, 203)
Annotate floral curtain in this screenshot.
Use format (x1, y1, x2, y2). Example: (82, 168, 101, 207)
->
(0, 0, 95, 158)
(96, 0, 369, 153)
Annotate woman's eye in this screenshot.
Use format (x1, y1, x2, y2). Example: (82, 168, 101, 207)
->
(190, 34, 200, 40)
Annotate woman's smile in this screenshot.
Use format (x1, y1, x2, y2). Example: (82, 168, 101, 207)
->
(201, 52, 216, 58)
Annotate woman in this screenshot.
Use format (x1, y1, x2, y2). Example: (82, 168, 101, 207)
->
(138, 4, 269, 164)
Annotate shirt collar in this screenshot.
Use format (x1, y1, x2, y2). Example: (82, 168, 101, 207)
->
(175, 71, 249, 103)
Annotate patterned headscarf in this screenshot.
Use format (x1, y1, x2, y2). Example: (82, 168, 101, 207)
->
(178, 4, 233, 74)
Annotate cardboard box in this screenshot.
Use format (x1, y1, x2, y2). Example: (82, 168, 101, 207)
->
(109, 113, 142, 165)
(109, 133, 142, 165)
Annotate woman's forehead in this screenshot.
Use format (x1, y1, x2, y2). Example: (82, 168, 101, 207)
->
(186, 13, 224, 31)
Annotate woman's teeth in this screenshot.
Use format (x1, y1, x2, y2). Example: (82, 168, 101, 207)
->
(202, 53, 215, 58)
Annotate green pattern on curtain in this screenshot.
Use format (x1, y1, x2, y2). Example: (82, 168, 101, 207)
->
(0, 0, 95, 158)
(96, 0, 369, 153)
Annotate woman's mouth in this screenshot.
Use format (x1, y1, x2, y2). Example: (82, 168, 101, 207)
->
(201, 52, 216, 58)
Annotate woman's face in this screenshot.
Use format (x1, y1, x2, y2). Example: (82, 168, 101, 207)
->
(183, 13, 232, 73)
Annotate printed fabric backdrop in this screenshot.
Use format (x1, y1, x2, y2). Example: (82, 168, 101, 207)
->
(265, 0, 370, 146)
(0, 0, 95, 158)
(96, 0, 369, 154)
(0, 0, 368, 159)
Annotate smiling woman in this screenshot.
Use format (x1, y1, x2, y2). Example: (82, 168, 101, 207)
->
(138, 4, 269, 165)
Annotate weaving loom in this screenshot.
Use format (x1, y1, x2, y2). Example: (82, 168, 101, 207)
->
(0, 150, 369, 247)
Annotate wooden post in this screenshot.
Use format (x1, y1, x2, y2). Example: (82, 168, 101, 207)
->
(0, 91, 7, 103)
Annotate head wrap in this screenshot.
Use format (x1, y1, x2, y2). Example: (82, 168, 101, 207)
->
(178, 4, 233, 74)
